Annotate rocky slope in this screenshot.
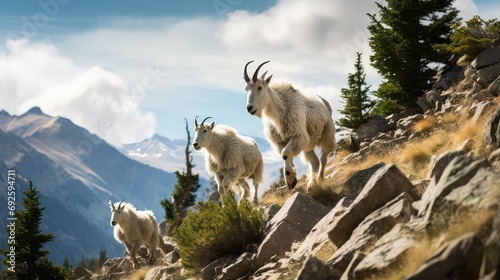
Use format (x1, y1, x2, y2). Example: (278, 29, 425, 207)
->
(83, 45, 500, 280)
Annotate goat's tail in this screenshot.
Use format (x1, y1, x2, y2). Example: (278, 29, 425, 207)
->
(158, 236, 173, 254)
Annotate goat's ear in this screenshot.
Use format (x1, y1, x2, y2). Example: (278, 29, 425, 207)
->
(209, 122, 215, 130)
(265, 74, 273, 86)
(108, 200, 113, 209)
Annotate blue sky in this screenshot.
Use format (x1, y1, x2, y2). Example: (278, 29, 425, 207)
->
(0, 0, 498, 146)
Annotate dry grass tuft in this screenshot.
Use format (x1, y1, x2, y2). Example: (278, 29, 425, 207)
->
(377, 208, 496, 280)
(130, 267, 149, 280)
(308, 182, 343, 206)
(399, 132, 448, 177)
(441, 112, 459, 125)
(411, 115, 438, 134)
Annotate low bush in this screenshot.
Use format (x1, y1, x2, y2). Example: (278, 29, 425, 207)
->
(436, 15, 500, 64)
(173, 192, 265, 270)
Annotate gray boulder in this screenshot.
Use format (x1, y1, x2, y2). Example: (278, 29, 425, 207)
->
(352, 224, 416, 279)
(218, 252, 254, 280)
(483, 106, 500, 149)
(291, 197, 352, 262)
(321, 192, 415, 279)
(351, 116, 390, 150)
(471, 45, 500, 69)
(201, 258, 231, 280)
(488, 75, 500, 96)
(254, 192, 329, 268)
(418, 153, 491, 219)
(473, 62, 500, 87)
(328, 164, 418, 248)
(144, 266, 181, 280)
(73, 265, 93, 280)
(405, 233, 484, 280)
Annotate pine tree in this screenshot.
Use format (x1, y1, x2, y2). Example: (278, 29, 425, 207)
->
(161, 118, 201, 235)
(337, 52, 375, 128)
(367, 0, 460, 115)
(97, 249, 107, 268)
(62, 256, 70, 271)
(1, 182, 71, 279)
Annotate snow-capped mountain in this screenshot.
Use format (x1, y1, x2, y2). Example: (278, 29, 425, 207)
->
(0, 107, 177, 265)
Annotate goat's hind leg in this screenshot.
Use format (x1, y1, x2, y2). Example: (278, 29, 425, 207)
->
(318, 122, 336, 182)
(251, 179, 259, 204)
(147, 238, 157, 265)
(303, 150, 320, 190)
(237, 179, 251, 202)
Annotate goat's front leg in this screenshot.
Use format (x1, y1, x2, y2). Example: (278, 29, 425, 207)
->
(214, 173, 225, 199)
(283, 159, 297, 189)
(282, 135, 308, 189)
(128, 241, 141, 269)
(221, 169, 239, 201)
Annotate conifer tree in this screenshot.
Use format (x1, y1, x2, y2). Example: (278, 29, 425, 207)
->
(1, 182, 71, 279)
(367, 0, 460, 115)
(337, 52, 374, 128)
(161, 118, 201, 235)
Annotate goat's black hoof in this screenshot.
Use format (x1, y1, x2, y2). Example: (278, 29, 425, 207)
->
(288, 179, 298, 190)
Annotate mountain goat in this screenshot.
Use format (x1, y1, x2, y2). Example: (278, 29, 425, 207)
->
(243, 60, 336, 190)
(193, 116, 263, 203)
(108, 200, 170, 269)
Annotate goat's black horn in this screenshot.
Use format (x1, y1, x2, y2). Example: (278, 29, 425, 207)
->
(200, 117, 212, 126)
(244, 60, 253, 83)
(252, 60, 270, 82)
(118, 199, 125, 209)
(194, 116, 199, 127)
(108, 200, 115, 210)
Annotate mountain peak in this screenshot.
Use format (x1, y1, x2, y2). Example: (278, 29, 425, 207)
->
(24, 106, 45, 116)
(0, 109, 11, 117)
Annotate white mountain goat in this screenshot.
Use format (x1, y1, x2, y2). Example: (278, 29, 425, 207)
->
(108, 200, 170, 268)
(193, 116, 263, 203)
(243, 60, 336, 190)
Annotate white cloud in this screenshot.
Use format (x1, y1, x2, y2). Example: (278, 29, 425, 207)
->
(1, 0, 487, 144)
(0, 39, 156, 146)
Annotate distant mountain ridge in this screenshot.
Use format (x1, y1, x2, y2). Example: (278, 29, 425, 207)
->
(0, 107, 178, 265)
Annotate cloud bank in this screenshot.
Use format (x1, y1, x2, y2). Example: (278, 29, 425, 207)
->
(0, 39, 156, 146)
(1, 0, 482, 144)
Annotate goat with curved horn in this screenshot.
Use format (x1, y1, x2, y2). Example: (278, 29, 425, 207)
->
(193, 117, 263, 203)
(108, 200, 115, 210)
(118, 199, 126, 209)
(252, 60, 270, 82)
(108, 200, 170, 269)
(200, 117, 212, 126)
(244, 60, 254, 83)
(243, 61, 336, 190)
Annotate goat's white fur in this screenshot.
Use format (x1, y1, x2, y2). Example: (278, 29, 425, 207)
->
(244, 61, 336, 189)
(108, 200, 169, 268)
(193, 118, 263, 203)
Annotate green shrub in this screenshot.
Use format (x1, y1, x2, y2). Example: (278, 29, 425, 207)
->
(173, 192, 265, 270)
(372, 80, 406, 116)
(436, 15, 500, 63)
